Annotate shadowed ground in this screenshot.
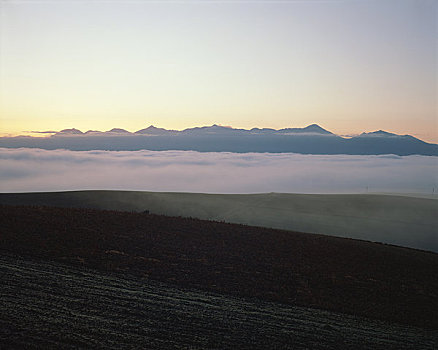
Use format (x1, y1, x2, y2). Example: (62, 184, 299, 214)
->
(1, 205, 437, 330)
(1, 191, 436, 252)
(1, 254, 436, 349)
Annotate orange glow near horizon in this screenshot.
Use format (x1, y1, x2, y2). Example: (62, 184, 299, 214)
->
(1, 120, 437, 144)
(1, 1, 436, 144)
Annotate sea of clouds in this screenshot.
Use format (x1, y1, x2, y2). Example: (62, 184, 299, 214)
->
(0, 147, 437, 194)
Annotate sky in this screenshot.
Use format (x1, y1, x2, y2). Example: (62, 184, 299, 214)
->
(1, 147, 436, 194)
(0, 0, 437, 142)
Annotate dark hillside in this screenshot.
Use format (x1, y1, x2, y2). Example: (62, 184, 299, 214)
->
(1, 191, 436, 252)
(1, 205, 437, 329)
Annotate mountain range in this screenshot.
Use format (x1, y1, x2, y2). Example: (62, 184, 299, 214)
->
(1, 124, 437, 156)
(49, 123, 336, 136)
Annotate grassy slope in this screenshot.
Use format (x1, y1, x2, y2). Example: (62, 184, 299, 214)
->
(0, 191, 437, 252)
(1, 205, 437, 330)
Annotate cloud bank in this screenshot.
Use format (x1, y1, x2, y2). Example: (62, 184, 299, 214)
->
(0, 148, 436, 194)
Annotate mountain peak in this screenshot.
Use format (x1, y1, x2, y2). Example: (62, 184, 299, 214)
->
(360, 130, 399, 137)
(279, 124, 333, 135)
(107, 128, 130, 134)
(303, 124, 332, 133)
(57, 128, 83, 135)
(135, 125, 173, 135)
(208, 124, 232, 129)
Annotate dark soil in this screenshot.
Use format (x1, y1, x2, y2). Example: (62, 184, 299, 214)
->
(1, 205, 437, 330)
(2, 254, 436, 349)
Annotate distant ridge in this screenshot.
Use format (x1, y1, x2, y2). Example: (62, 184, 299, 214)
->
(57, 128, 83, 135)
(1, 124, 437, 155)
(279, 124, 333, 135)
(360, 130, 398, 137)
(107, 128, 130, 134)
(50, 124, 336, 137)
(135, 125, 175, 135)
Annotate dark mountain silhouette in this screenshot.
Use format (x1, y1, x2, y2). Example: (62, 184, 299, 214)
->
(1, 124, 437, 155)
(346, 130, 436, 155)
(359, 130, 399, 137)
(57, 128, 83, 135)
(279, 123, 333, 135)
(84, 130, 102, 134)
(135, 125, 176, 135)
(53, 124, 335, 137)
(107, 128, 130, 134)
(175, 124, 258, 136)
(249, 127, 277, 134)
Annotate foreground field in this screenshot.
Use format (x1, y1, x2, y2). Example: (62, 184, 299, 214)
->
(1, 254, 436, 349)
(1, 205, 437, 330)
(1, 191, 437, 252)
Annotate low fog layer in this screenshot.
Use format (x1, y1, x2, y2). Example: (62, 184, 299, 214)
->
(1, 148, 436, 194)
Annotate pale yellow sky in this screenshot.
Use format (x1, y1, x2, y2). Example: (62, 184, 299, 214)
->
(0, 1, 437, 142)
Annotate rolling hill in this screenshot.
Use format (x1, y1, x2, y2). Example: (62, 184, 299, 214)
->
(1, 191, 436, 252)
